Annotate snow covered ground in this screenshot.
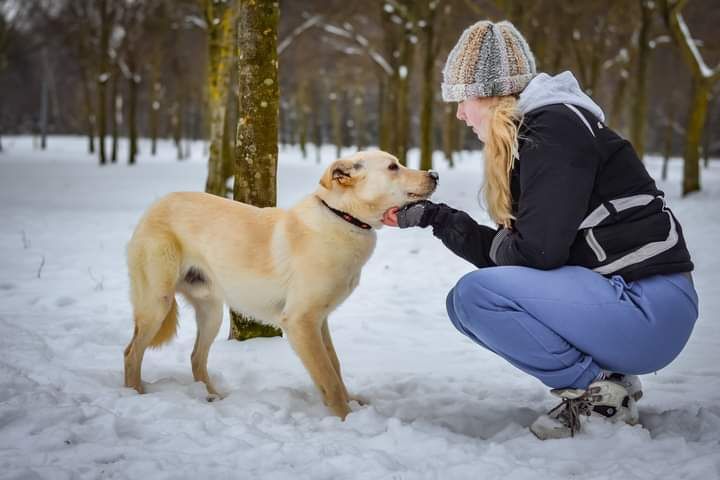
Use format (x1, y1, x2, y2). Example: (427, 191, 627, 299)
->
(0, 135, 718, 480)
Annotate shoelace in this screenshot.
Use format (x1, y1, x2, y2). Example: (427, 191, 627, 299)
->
(548, 396, 593, 437)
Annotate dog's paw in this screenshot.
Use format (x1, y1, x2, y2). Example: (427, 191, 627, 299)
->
(348, 394, 369, 406)
(206, 393, 223, 403)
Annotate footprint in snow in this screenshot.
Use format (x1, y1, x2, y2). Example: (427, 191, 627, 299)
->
(55, 297, 76, 307)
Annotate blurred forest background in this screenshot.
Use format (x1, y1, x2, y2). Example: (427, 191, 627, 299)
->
(1, 0, 719, 193)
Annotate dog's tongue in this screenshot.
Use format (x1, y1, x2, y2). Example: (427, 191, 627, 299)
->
(381, 207, 399, 226)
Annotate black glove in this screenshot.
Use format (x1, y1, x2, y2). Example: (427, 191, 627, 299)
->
(396, 200, 438, 228)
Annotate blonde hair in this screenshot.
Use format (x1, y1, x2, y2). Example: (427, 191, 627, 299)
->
(482, 95, 521, 228)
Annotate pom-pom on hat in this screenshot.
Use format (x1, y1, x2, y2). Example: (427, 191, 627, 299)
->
(441, 20, 536, 102)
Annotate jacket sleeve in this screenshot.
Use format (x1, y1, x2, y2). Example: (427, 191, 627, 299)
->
(425, 203, 499, 269)
(490, 108, 599, 269)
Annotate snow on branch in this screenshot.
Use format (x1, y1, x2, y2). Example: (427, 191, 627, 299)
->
(675, 13, 717, 79)
(278, 15, 324, 56)
(319, 22, 393, 75)
(185, 15, 207, 30)
(664, 0, 720, 82)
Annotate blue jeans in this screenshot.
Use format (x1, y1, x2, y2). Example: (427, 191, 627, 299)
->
(446, 266, 699, 390)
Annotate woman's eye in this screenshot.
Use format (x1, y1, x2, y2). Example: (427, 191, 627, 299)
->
(388, 164, 399, 171)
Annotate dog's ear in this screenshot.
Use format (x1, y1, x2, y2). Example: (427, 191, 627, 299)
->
(320, 159, 356, 189)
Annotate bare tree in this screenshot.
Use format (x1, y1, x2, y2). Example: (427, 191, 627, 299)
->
(97, 0, 116, 165)
(661, 0, 720, 195)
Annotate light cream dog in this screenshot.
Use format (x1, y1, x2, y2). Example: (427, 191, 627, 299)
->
(123, 150, 437, 418)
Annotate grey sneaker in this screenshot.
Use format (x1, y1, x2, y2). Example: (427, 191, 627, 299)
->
(530, 380, 640, 440)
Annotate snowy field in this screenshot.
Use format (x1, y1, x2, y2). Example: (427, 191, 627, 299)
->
(0, 135, 719, 480)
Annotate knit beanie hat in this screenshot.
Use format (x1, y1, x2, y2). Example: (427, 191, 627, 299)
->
(441, 20, 536, 102)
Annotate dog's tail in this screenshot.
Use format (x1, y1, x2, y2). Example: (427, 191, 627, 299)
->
(149, 299, 178, 348)
(127, 222, 182, 349)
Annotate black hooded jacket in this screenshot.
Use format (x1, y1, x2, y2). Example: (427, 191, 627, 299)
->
(425, 103, 694, 282)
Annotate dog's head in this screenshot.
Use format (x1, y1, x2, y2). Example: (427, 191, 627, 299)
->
(317, 150, 438, 229)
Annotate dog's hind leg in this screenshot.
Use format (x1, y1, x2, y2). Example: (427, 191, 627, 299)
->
(124, 234, 181, 394)
(189, 297, 223, 398)
(124, 296, 177, 394)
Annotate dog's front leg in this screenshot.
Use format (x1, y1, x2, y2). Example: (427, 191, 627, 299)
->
(285, 314, 350, 419)
(320, 318, 366, 406)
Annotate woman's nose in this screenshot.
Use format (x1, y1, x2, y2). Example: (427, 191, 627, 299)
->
(456, 104, 464, 121)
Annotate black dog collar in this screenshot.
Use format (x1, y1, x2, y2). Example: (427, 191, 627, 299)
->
(318, 198, 372, 230)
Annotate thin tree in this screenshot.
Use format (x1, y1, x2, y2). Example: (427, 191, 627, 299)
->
(230, 0, 282, 341)
(660, 0, 720, 195)
(630, 0, 654, 161)
(39, 47, 50, 149)
(110, 58, 121, 163)
(205, 0, 235, 196)
(97, 0, 115, 165)
(419, 0, 440, 171)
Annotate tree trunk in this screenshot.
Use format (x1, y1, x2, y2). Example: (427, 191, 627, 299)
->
(204, 0, 234, 196)
(110, 62, 120, 163)
(297, 80, 309, 159)
(442, 102, 457, 167)
(150, 66, 161, 156)
(231, 0, 282, 341)
(172, 99, 183, 160)
(682, 79, 708, 195)
(419, 2, 437, 171)
(630, 0, 652, 162)
(40, 47, 49, 150)
(352, 88, 366, 151)
(183, 103, 194, 160)
(662, 117, 672, 181)
(703, 100, 714, 168)
(609, 72, 629, 133)
(80, 66, 96, 154)
(97, 0, 111, 165)
(128, 58, 139, 165)
(395, 55, 412, 165)
(221, 110, 234, 190)
(312, 83, 323, 163)
(378, 78, 392, 152)
(330, 91, 342, 158)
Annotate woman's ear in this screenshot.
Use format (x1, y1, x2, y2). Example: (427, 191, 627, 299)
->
(319, 159, 356, 189)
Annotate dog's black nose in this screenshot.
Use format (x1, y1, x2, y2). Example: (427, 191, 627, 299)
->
(428, 170, 439, 182)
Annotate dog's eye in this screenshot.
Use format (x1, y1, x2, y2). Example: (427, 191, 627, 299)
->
(388, 164, 399, 171)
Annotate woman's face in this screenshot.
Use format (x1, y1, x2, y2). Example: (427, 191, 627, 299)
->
(456, 96, 497, 142)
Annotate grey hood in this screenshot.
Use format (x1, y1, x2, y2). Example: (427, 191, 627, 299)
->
(518, 71, 605, 122)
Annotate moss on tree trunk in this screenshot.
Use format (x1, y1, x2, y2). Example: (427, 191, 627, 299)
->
(204, 0, 234, 196)
(682, 80, 708, 195)
(231, 0, 282, 341)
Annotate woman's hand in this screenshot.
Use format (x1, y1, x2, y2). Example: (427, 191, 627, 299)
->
(383, 201, 437, 228)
